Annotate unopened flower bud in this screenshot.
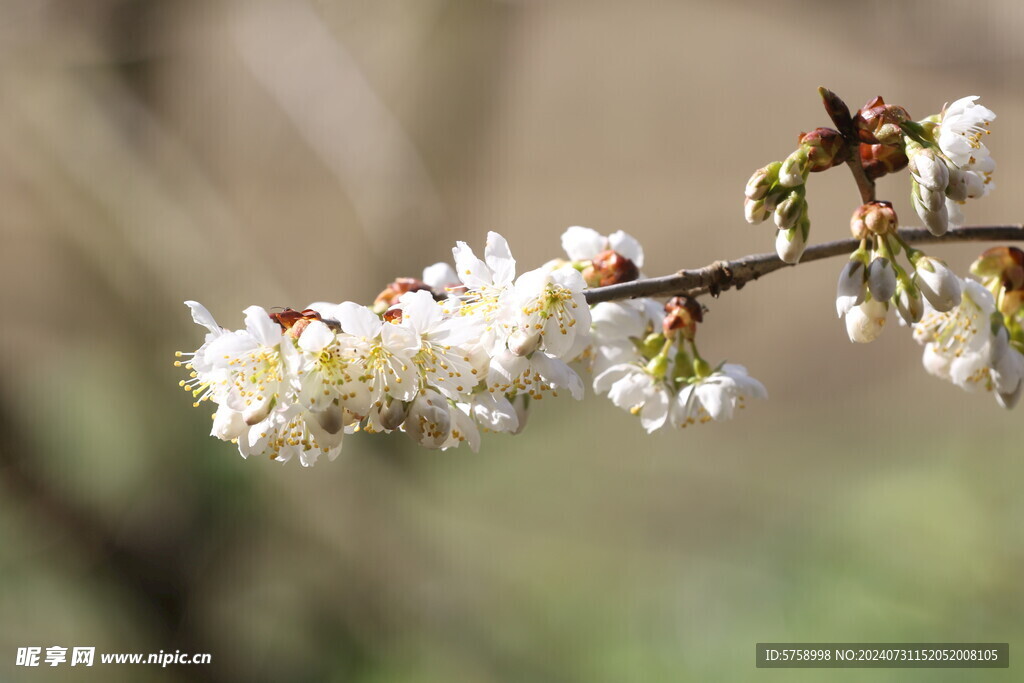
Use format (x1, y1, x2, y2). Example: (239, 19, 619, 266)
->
(850, 201, 897, 239)
(773, 189, 804, 230)
(855, 96, 910, 146)
(778, 147, 809, 187)
(894, 282, 925, 324)
(799, 127, 845, 172)
(582, 249, 640, 287)
(836, 259, 867, 317)
(860, 143, 908, 180)
(776, 217, 809, 265)
(908, 148, 949, 192)
(868, 257, 897, 302)
(744, 162, 780, 200)
(818, 87, 852, 127)
(911, 182, 949, 236)
(373, 278, 435, 314)
(663, 296, 702, 341)
(744, 197, 770, 224)
(913, 256, 962, 311)
(845, 298, 888, 343)
(944, 167, 969, 201)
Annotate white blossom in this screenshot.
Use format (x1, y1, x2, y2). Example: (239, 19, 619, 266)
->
(672, 364, 767, 426)
(561, 226, 644, 268)
(936, 96, 995, 170)
(594, 363, 672, 433)
(508, 265, 591, 360)
(913, 278, 1023, 407)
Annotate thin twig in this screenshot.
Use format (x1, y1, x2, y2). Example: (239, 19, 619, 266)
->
(584, 225, 1024, 304)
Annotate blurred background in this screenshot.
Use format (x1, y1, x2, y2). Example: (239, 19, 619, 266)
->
(2, 1, 1023, 681)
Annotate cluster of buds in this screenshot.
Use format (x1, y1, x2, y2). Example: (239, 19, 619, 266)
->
(743, 127, 844, 264)
(178, 227, 770, 463)
(837, 201, 961, 342)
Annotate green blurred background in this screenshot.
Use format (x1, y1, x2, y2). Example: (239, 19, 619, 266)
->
(2, 1, 1022, 681)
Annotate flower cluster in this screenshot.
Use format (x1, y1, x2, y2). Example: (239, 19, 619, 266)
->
(913, 247, 1024, 409)
(178, 228, 767, 464)
(907, 96, 996, 235)
(836, 201, 962, 343)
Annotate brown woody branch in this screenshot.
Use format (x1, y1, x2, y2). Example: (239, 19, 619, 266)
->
(584, 225, 1024, 304)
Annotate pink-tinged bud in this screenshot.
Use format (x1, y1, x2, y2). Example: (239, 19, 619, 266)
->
(663, 296, 702, 341)
(582, 249, 641, 287)
(860, 143, 909, 180)
(914, 256, 962, 312)
(850, 201, 898, 239)
(799, 127, 845, 171)
(373, 277, 435, 313)
(854, 96, 910, 146)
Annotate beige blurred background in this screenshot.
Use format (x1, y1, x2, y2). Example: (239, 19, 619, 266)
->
(2, 1, 1022, 681)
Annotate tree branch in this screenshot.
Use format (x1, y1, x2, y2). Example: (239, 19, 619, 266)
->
(584, 224, 1024, 304)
